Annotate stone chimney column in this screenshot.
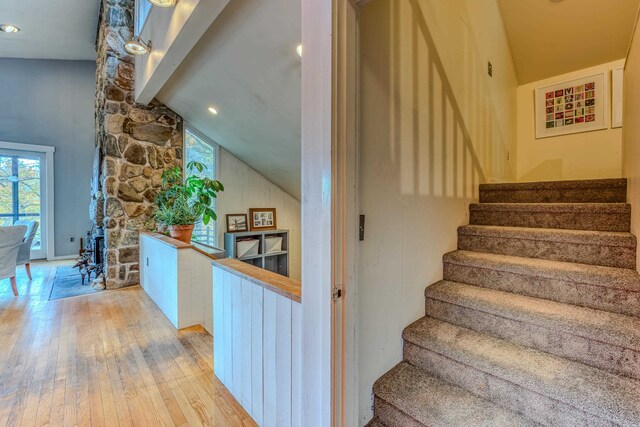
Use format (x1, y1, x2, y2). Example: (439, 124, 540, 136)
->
(94, 0, 183, 289)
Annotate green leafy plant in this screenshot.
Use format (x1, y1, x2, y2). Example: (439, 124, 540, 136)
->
(154, 161, 224, 226)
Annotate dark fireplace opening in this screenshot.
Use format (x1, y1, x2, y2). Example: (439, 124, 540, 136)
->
(75, 227, 106, 288)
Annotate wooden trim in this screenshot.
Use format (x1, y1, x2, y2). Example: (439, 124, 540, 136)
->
(140, 231, 192, 249)
(139, 231, 222, 260)
(213, 258, 301, 303)
(331, 1, 360, 425)
(301, 0, 334, 423)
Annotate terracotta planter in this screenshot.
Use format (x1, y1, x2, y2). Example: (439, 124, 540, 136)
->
(169, 224, 194, 243)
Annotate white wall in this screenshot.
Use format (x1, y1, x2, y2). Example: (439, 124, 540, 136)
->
(0, 59, 95, 257)
(517, 59, 625, 182)
(217, 148, 301, 280)
(357, 0, 518, 424)
(623, 13, 640, 271)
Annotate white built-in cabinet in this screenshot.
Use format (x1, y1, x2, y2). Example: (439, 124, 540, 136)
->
(213, 265, 302, 427)
(140, 232, 215, 333)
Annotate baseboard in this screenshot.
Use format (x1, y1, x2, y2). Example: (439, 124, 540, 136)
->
(46, 255, 78, 261)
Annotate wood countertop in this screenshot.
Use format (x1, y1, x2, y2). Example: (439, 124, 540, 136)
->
(139, 231, 223, 261)
(212, 258, 302, 303)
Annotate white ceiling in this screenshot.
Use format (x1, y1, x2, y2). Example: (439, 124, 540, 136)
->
(157, 0, 301, 200)
(0, 0, 100, 60)
(498, 0, 640, 84)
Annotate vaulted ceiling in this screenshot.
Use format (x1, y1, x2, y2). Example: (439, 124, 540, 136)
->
(498, 0, 640, 84)
(0, 0, 100, 60)
(157, 0, 301, 200)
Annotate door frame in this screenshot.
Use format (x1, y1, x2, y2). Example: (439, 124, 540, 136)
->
(0, 141, 55, 260)
(301, 0, 360, 425)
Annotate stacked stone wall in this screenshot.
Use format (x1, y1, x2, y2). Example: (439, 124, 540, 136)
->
(93, 0, 183, 288)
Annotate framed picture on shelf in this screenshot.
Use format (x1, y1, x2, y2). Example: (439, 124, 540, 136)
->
(249, 208, 277, 231)
(226, 214, 248, 232)
(535, 72, 608, 139)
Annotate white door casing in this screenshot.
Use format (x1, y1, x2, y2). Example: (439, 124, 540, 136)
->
(0, 141, 55, 260)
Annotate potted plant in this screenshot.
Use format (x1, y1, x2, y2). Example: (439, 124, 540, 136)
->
(154, 161, 224, 243)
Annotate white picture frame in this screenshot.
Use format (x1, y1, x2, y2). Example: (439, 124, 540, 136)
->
(535, 72, 608, 139)
(612, 67, 624, 128)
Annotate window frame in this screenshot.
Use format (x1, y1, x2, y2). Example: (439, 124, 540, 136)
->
(183, 124, 220, 248)
(134, 0, 153, 36)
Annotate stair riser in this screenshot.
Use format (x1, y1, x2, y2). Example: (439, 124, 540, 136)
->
(403, 342, 615, 427)
(457, 234, 636, 269)
(479, 188, 626, 204)
(469, 210, 630, 232)
(374, 399, 423, 427)
(443, 262, 640, 317)
(425, 298, 640, 381)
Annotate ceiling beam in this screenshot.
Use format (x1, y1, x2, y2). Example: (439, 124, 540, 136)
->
(134, 0, 230, 105)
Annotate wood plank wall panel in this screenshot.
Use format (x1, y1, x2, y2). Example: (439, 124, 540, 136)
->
(241, 279, 253, 409)
(231, 274, 243, 397)
(217, 149, 302, 280)
(223, 270, 233, 386)
(212, 266, 302, 426)
(251, 285, 264, 425)
(214, 267, 225, 382)
(291, 302, 302, 426)
(275, 295, 292, 427)
(263, 288, 277, 427)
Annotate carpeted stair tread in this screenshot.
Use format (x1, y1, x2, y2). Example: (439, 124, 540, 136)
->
(480, 178, 627, 192)
(365, 419, 386, 427)
(470, 202, 631, 213)
(443, 250, 640, 292)
(373, 362, 538, 427)
(403, 317, 640, 426)
(458, 225, 636, 269)
(443, 250, 640, 316)
(469, 203, 631, 232)
(458, 225, 636, 247)
(425, 280, 640, 352)
(479, 178, 627, 203)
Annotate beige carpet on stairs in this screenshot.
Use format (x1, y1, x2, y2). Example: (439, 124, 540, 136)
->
(369, 178, 640, 427)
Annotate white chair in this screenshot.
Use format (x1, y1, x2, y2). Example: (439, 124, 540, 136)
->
(0, 225, 27, 296)
(14, 220, 39, 280)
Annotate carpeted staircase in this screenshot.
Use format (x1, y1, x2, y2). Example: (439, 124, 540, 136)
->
(369, 178, 640, 426)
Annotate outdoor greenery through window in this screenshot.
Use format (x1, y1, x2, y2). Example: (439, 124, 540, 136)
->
(184, 128, 217, 247)
(0, 153, 42, 248)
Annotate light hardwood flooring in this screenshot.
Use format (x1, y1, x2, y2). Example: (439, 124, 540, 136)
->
(0, 261, 257, 426)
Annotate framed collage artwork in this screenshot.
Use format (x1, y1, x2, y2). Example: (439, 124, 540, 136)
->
(535, 73, 608, 139)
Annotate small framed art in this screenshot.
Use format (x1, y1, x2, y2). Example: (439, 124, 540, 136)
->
(249, 208, 277, 231)
(535, 73, 607, 139)
(226, 214, 248, 232)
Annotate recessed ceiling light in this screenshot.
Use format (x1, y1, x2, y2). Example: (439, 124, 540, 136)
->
(147, 0, 177, 6)
(124, 36, 151, 55)
(208, 107, 218, 115)
(296, 44, 303, 58)
(0, 24, 20, 33)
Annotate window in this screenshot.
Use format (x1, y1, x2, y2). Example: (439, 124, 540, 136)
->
(184, 127, 218, 247)
(0, 151, 43, 252)
(135, 0, 152, 36)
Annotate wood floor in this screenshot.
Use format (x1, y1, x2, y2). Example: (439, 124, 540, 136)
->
(0, 261, 257, 427)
